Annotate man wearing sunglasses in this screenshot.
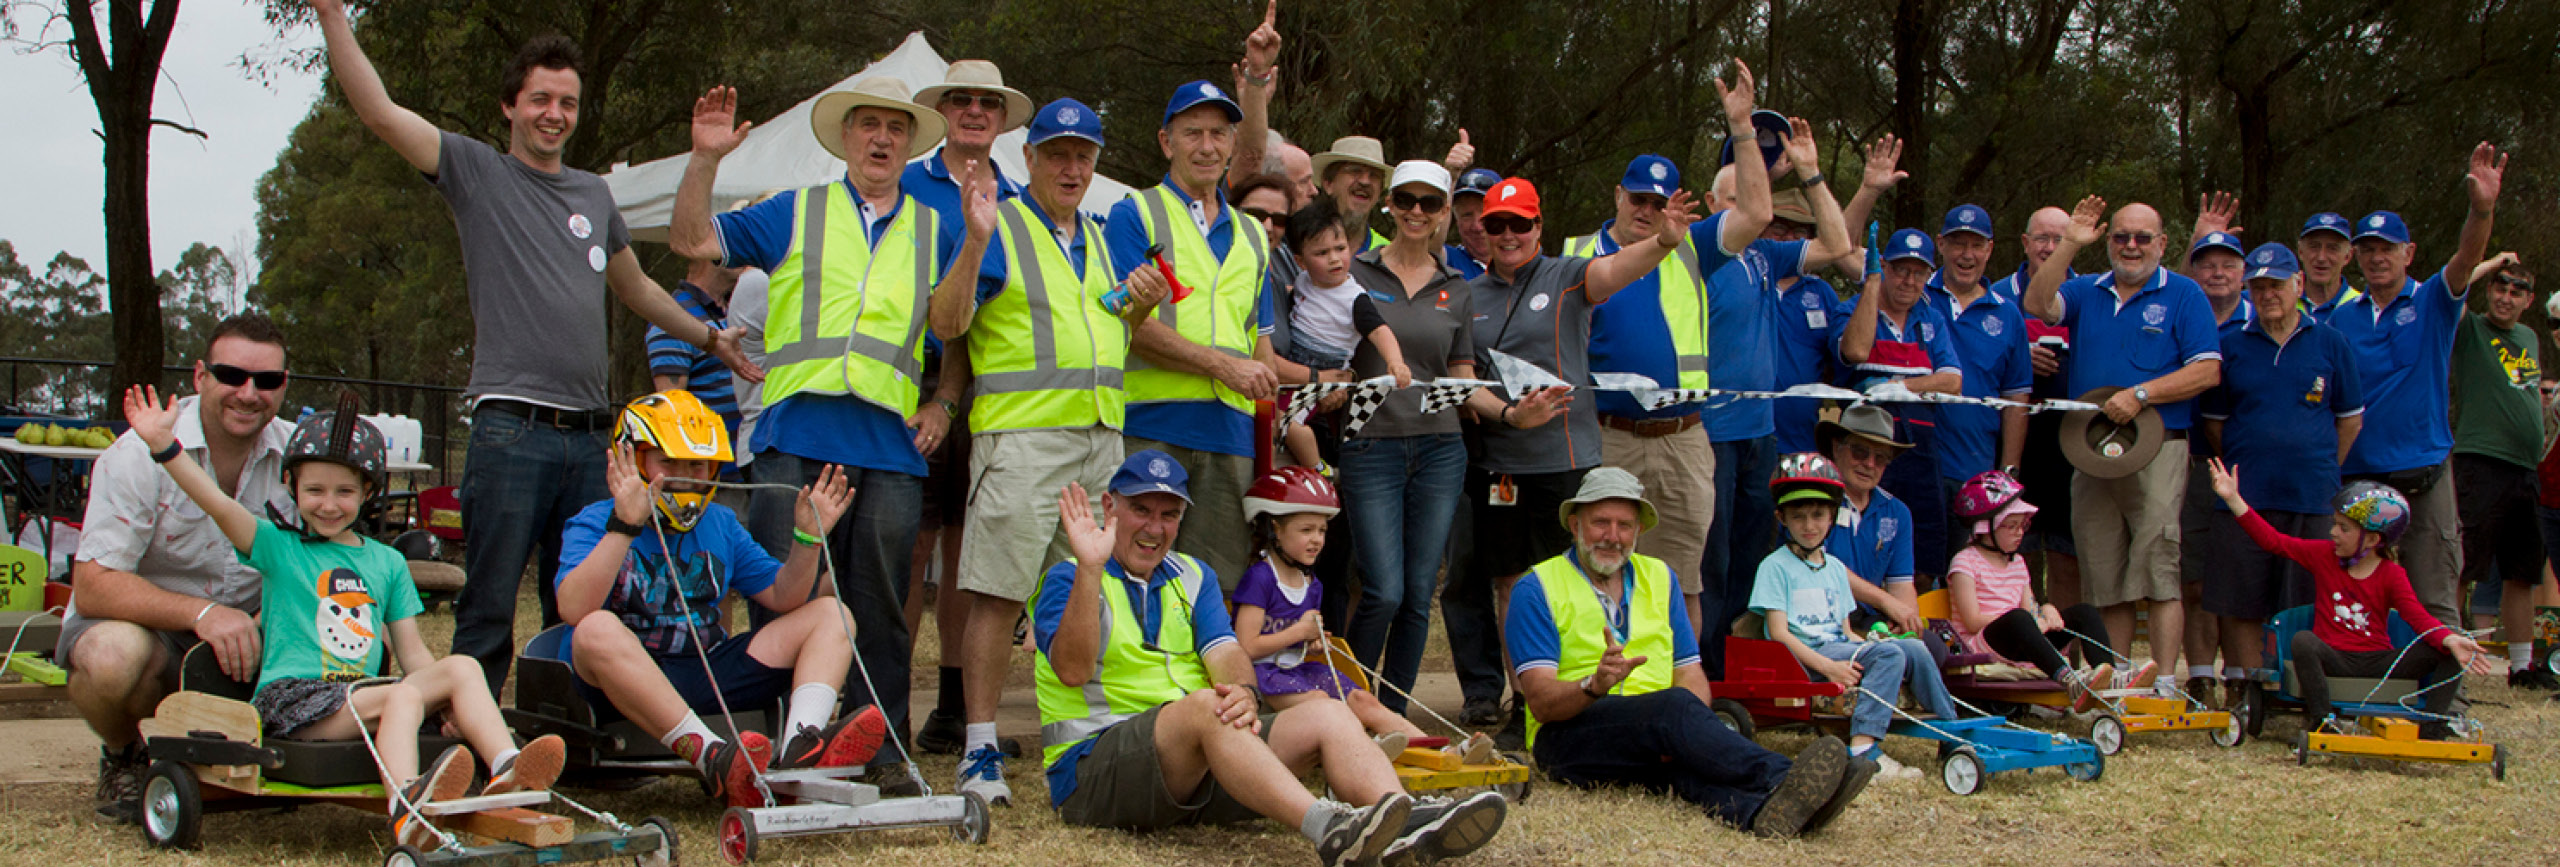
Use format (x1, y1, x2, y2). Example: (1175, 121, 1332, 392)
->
(63, 314, 298, 823)
(2020, 198, 2223, 678)
(1446, 168, 1502, 280)
(2449, 254, 2549, 689)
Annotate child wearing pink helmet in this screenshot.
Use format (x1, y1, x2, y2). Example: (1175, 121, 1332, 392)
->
(1944, 470, 2138, 710)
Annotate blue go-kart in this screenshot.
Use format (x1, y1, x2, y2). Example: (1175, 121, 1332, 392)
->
(2242, 606, 2506, 781)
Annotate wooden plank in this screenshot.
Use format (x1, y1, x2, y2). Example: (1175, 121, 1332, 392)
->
(1394, 747, 1462, 771)
(138, 691, 261, 745)
(444, 807, 574, 847)
(0, 681, 68, 703)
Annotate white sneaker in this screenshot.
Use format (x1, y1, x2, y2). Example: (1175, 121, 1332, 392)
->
(1374, 731, 1410, 760)
(1871, 751, 1923, 781)
(957, 745, 1012, 807)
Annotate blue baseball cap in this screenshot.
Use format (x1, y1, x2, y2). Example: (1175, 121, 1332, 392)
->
(2299, 212, 2350, 240)
(2354, 211, 2410, 245)
(1940, 204, 1994, 239)
(1110, 449, 1192, 503)
(1027, 98, 1104, 147)
(2244, 243, 2300, 283)
(1883, 228, 1936, 266)
(1717, 110, 1792, 169)
(1454, 168, 1502, 199)
(2189, 231, 2245, 263)
(1620, 155, 1681, 199)
(1161, 80, 1242, 127)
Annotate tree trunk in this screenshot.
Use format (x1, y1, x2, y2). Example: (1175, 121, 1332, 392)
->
(2232, 85, 2276, 241)
(65, 0, 183, 418)
(1889, 0, 1935, 229)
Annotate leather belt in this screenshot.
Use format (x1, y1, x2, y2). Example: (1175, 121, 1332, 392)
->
(1599, 414, 1700, 438)
(476, 399, 617, 431)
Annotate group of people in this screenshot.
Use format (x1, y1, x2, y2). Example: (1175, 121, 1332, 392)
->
(46, 0, 2555, 862)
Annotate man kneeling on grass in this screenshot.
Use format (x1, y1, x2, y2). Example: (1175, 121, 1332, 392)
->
(1034, 450, 1507, 866)
(1502, 468, 1868, 838)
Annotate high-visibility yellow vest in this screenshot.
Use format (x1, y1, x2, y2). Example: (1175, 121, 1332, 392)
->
(1566, 230, 1711, 391)
(1124, 186, 1267, 416)
(1033, 554, 1214, 765)
(760, 182, 941, 417)
(1522, 551, 1678, 750)
(968, 200, 1128, 433)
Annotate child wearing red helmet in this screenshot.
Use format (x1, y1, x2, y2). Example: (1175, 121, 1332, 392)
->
(1944, 470, 2125, 711)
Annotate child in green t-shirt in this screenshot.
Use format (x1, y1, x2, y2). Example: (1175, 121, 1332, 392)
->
(125, 386, 562, 848)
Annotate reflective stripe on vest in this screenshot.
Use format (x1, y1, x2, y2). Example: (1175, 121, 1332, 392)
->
(1033, 554, 1214, 764)
(1521, 552, 1677, 750)
(1567, 232, 1711, 389)
(1124, 187, 1266, 414)
(969, 200, 1129, 433)
(761, 183, 939, 416)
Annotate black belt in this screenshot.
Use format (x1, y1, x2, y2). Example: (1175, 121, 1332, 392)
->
(476, 399, 616, 431)
(2162, 429, 2189, 441)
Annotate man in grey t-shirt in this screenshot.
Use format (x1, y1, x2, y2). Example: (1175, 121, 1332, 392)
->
(314, 0, 756, 693)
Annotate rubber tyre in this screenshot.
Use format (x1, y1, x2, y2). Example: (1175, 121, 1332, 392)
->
(1941, 748, 1985, 796)
(2065, 751, 2104, 783)
(2491, 744, 2507, 783)
(1710, 698, 1757, 741)
(1494, 775, 1534, 805)
(2243, 681, 2269, 738)
(638, 816, 680, 867)
(141, 761, 203, 850)
(2089, 713, 2126, 757)
(2293, 732, 2311, 766)
(955, 791, 992, 844)
(383, 846, 427, 867)
(718, 807, 757, 865)
(2210, 700, 2247, 748)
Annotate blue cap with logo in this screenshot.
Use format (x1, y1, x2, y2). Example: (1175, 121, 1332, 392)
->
(1161, 80, 1243, 127)
(1940, 204, 1994, 238)
(2189, 231, 2245, 262)
(1028, 98, 1104, 147)
(1717, 110, 1792, 169)
(1620, 155, 1680, 199)
(2354, 211, 2410, 245)
(1883, 228, 1936, 266)
(2299, 212, 2350, 240)
(1454, 168, 1502, 199)
(2244, 243, 2300, 283)
(1110, 449, 1192, 503)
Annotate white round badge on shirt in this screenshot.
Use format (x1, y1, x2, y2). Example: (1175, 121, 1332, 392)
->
(1982, 317, 2003, 337)
(1529, 293, 1551, 312)
(2142, 304, 2166, 326)
(588, 245, 607, 272)
(568, 213, 594, 240)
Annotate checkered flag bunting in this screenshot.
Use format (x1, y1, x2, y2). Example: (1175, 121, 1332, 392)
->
(1417, 378, 1497, 415)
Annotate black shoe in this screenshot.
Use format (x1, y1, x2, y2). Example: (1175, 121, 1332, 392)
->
(1315, 794, 1412, 867)
(1800, 754, 1877, 836)
(93, 744, 145, 825)
(1491, 699, 1527, 753)
(1751, 736, 1847, 839)
(2183, 676, 2219, 708)
(2508, 668, 2560, 691)
(863, 760, 926, 797)
(915, 708, 966, 755)
(1381, 791, 1506, 866)
(1458, 698, 1503, 730)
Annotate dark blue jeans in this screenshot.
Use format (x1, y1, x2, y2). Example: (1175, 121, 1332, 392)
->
(1701, 435, 1779, 677)
(750, 450, 922, 761)
(1339, 433, 1467, 713)
(1531, 688, 1792, 827)
(453, 408, 610, 696)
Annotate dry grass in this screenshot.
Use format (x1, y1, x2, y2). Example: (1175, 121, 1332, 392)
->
(4, 582, 2555, 866)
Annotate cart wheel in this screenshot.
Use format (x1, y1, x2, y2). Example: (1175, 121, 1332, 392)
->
(140, 761, 203, 850)
(2089, 713, 2126, 757)
(2545, 651, 2560, 678)
(1710, 699, 1757, 741)
(638, 816, 680, 867)
(2491, 744, 2507, 783)
(718, 807, 757, 865)
(2243, 681, 2269, 738)
(953, 791, 992, 845)
(1494, 775, 1533, 805)
(383, 846, 427, 867)
(2064, 751, 2104, 783)
(1941, 748, 1984, 796)
(2210, 702, 2247, 748)
(2293, 732, 2311, 766)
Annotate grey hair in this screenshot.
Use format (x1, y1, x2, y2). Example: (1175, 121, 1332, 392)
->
(1262, 129, 1293, 175)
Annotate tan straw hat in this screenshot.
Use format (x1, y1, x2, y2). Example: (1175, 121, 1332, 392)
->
(1312, 135, 1391, 181)
(912, 60, 1034, 133)
(810, 76, 947, 161)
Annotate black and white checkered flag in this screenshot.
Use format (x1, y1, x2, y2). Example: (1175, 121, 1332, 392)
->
(1275, 377, 1396, 451)
(1417, 378, 1497, 415)
(1336, 381, 1396, 438)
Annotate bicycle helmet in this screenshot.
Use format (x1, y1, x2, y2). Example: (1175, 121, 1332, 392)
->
(284, 395, 389, 492)
(1954, 469, 2039, 537)
(1770, 452, 1847, 507)
(2333, 480, 2411, 547)
(616, 390, 734, 531)
(1243, 465, 1341, 521)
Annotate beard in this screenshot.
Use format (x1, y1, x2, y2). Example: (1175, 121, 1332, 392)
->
(1578, 539, 1630, 577)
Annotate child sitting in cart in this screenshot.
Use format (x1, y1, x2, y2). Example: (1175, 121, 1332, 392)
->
(2205, 459, 2495, 737)
(123, 387, 566, 849)
(556, 391, 887, 809)
(1943, 469, 2141, 710)
(1234, 467, 1495, 763)
(1751, 453, 1966, 780)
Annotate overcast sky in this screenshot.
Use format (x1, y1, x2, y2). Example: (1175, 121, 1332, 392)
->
(1, 0, 322, 281)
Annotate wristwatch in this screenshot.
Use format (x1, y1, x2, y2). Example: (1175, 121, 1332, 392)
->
(1798, 172, 1827, 190)
(605, 513, 650, 538)
(2132, 385, 2152, 405)
(1579, 676, 1604, 699)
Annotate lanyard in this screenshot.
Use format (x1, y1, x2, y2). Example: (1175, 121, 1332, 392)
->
(1588, 573, 1630, 646)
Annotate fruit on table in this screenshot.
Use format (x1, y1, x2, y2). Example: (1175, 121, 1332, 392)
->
(10, 424, 34, 445)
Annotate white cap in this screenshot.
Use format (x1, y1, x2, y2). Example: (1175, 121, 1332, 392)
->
(1388, 160, 1452, 196)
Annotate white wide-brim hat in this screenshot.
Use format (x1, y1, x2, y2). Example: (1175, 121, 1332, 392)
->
(811, 76, 947, 161)
(912, 59, 1034, 134)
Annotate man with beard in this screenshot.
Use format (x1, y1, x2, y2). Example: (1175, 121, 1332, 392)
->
(1312, 136, 1392, 252)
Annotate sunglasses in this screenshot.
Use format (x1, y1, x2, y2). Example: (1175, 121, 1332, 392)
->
(1242, 207, 1285, 225)
(1482, 215, 1537, 236)
(1839, 441, 1897, 465)
(206, 363, 288, 391)
(2109, 232, 2159, 247)
(2494, 274, 2535, 292)
(1390, 192, 1447, 214)
(941, 93, 1007, 112)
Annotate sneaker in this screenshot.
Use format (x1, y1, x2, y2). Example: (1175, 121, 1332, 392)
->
(485, 735, 566, 795)
(958, 745, 1012, 807)
(863, 760, 926, 797)
(1454, 733, 1497, 766)
(1491, 699, 1527, 753)
(2315, 716, 2369, 738)
(2069, 664, 2114, 714)
(1381, 791, 1506, 866)
(1458, 698, 1503, 729)
(2508, 668, 2560, 691)
(391, 745, 476, 849)
(1751, 735, 1847, 839)
(1373, 731, 1410, 761)
(2184, 676, 2218, 708)
(1801, 753, 1879, 836)
(688, 732, 773, 809)
(1314, 793, 1412, 867)
(93, 743, 146, 824)
(775, 705, 889, 770)
(1870, 751, 1922, 781)
(2119, 660, 2159, 692)
(915, 707, 966, 755)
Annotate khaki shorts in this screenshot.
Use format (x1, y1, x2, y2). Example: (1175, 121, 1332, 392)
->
(958, 428, 1123, 602)
(1600, 424, 1716, 594)
(2070, 438, 2188, 607)
(1057, 702, 1275, 830)
(1122, 437, 1254, 593)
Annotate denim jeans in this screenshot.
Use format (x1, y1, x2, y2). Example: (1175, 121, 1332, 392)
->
(1531, 688, 1792, 827)
(453, 408, 611, 695)
(1338, 433, 1467, 713)
(1811, 637, 1961, 740)
(749, 450, 922, 761)
(1701, 435, 1779, 676)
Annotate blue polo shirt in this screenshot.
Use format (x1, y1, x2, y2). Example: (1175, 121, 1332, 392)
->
(1501, 550, 1702, 677)
(715, 182, 963, 476)
(1104, 179, 1276, 457)
(1703, 236, 1811, 441)
(1446, 244, 1487, 280)
(1773, 276, 1847, 453)
(1586, 213, 1732, 420)
(1828, 487, 1915, 586)
(1830, 298, 1963, 468)
(2330, 270, 2462, 475)
(1031, 555, 1238, 806)
(2213, 295, 2254, 336)
(2056, 267, 2221, 430)
(2199, 318, 2364, 514)
(1925, 282, 2034, 482)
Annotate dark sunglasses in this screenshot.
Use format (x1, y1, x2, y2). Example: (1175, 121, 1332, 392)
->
(1390, 192, 1447, 214)
(1242, 207, 1285, 224)
(2494, 274, 2535, 292)
(207, 363, 288, 391)
(2109, 232, 2159, 247)
(1482, 215, 1538, 236)
(941, 93, 1007, 112)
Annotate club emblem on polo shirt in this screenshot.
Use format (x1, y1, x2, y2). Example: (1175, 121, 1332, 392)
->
(2394, 306, 2416, 326)
(568, 213, 594, 239)
(1878, 517, 1899, 543)
(1981, 317, 2003, 337)
(2142, 304, 2166, 326)
(2306, 376, 2326, 405)
(1435, 289, 1451, 311)
(1530, 293, 1551, 312)
(1919, 322, 1937, 342)
(1799, 292, 1823, 309)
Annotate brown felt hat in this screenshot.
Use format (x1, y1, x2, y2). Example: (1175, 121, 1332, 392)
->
(2058, 386, 2167, 480)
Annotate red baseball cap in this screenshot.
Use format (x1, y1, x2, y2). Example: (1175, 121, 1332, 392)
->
(1480, 178, 1541, 221)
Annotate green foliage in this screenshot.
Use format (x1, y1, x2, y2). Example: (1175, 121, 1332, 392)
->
(0, 240, 237, 416)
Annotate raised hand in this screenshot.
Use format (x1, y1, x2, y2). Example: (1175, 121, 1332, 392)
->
(605, 442, 655, 526)
(1654, 189, 1702, 248)
(1779, 116, 1821, 179)
(960, 159, 1000, 241)
(1059, 482, 1116, 566)
(1506, 385, 1573, 429)
(1713, 58, 1758, 126)
(1861, 134, 1907, 191)
(2465, 142, 2508, 212)
(308, 0, 347, 23)
(691, 86, 753, 159)
(1444, 129, 1475, 174)
(2064, 195, 2108, 247)
(2206, 457, 2241, 503)
(795, 463, 854, 537)
(121, 385, 180, 453)
(2194, 191, 2242, 238)
(1241, 0, 1281, 76)
(1593, 641, 1648, 693)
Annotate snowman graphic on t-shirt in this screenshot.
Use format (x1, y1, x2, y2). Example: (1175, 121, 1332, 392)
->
(2329, 591, 2372, 635)
(315, 569, 379, 682)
